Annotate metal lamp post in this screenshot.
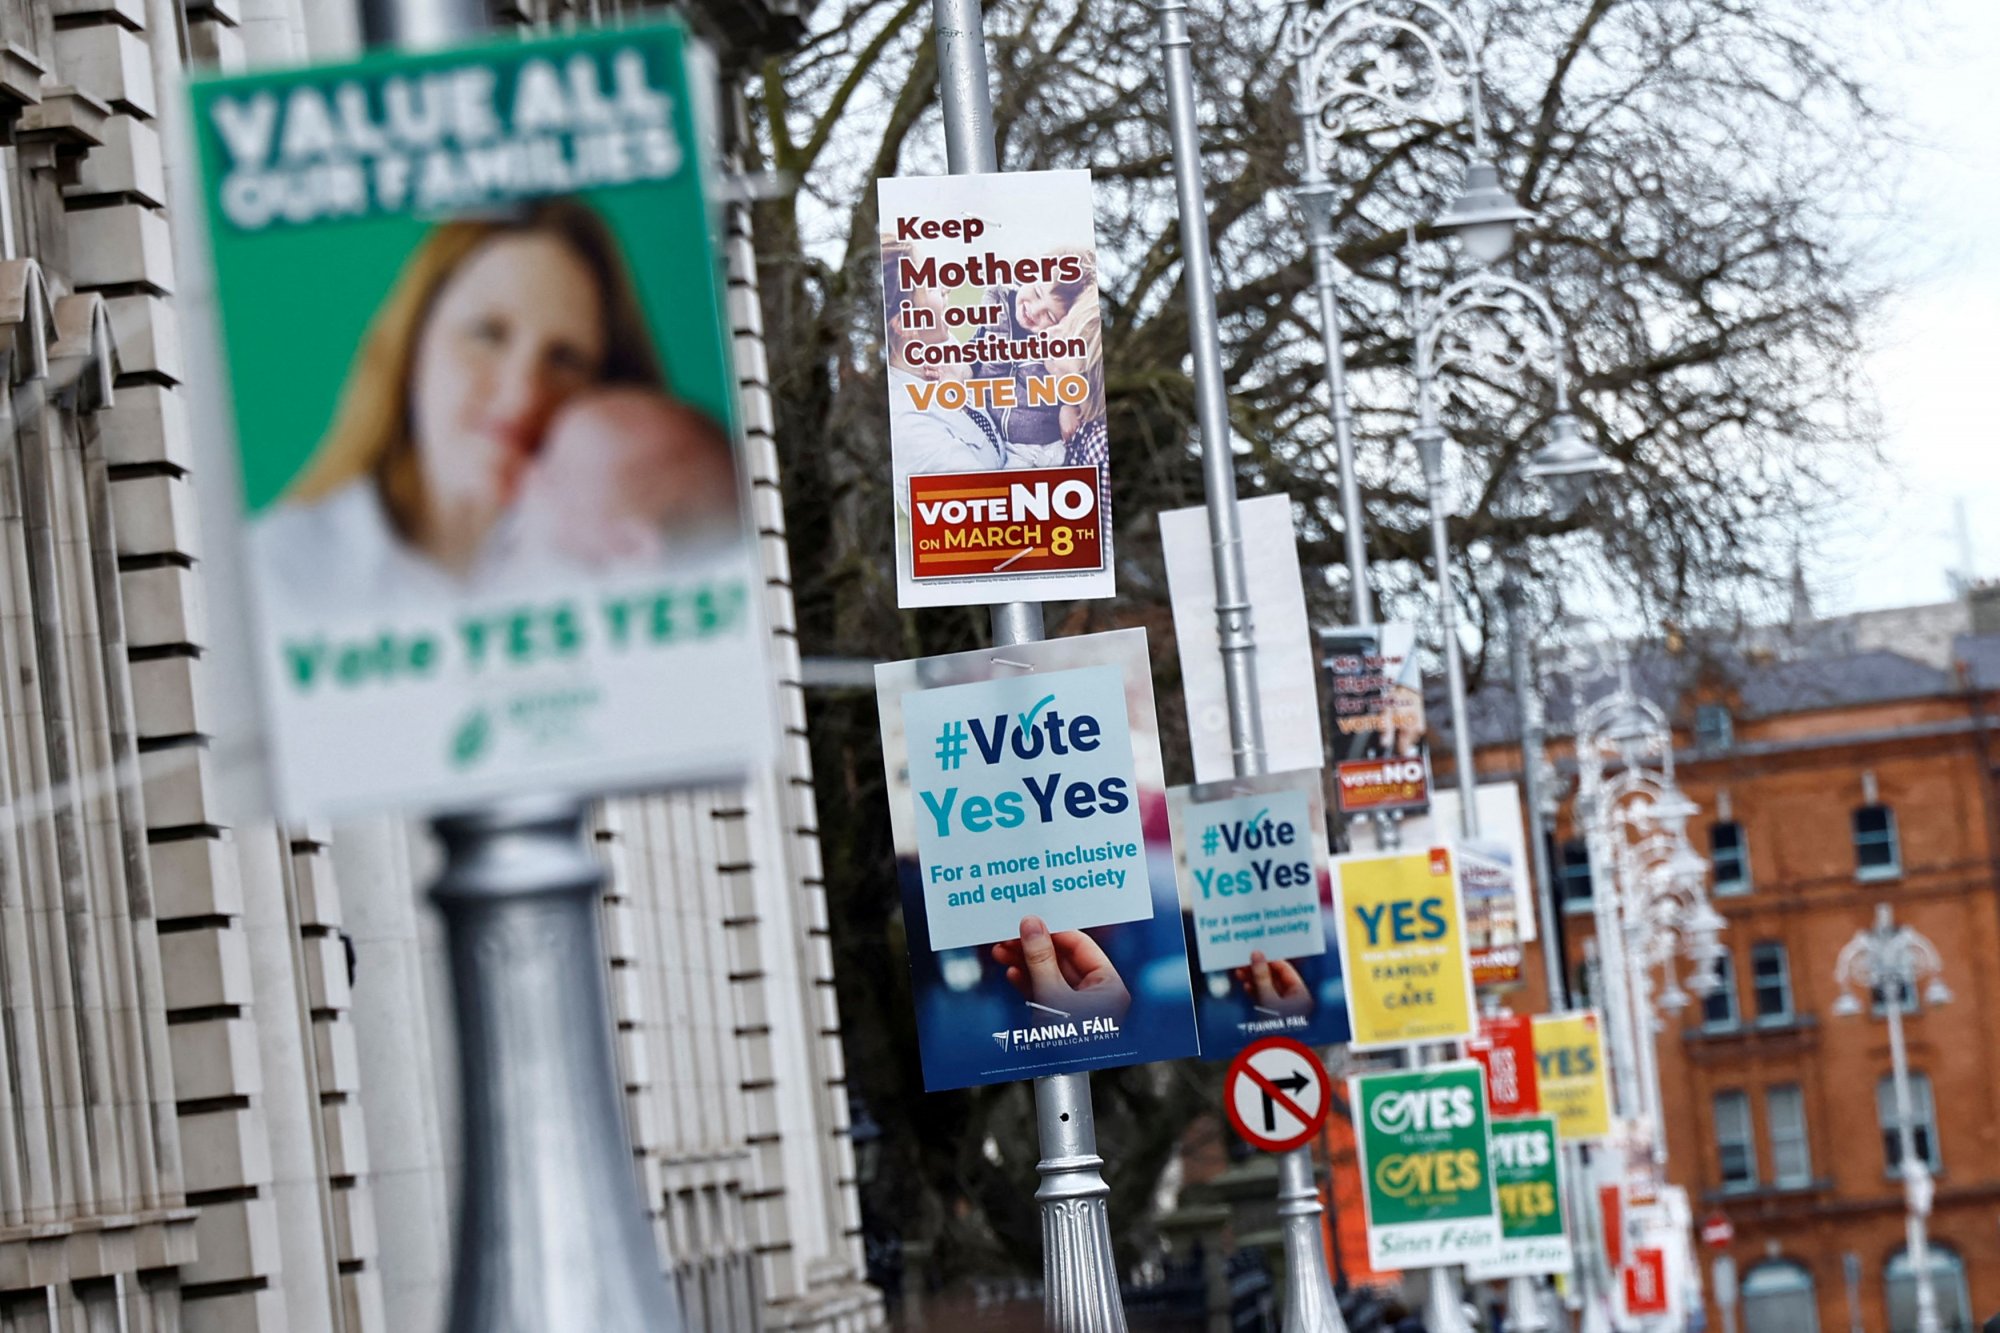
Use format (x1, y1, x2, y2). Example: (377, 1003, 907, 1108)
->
(925, 3, 1128, 1328)
(1157, 4, 1344, 1329)
(1564, 652, 1731, 1333)
(1280, 0, 1532, 626)
(1406, 270, 1611, 1333)
(350, 3, 687, 1329)
(1832, 904, 1953, 1333)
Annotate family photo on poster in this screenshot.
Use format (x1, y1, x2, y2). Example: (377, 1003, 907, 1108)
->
(193, 25, 770, 817)
(878, 169, 1114, 607)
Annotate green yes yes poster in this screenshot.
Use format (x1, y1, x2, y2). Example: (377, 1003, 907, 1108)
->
(1467, 1114, 1573, 1280)
(189, 22, 772, 816)
(1349, 1062, 1502, 1270)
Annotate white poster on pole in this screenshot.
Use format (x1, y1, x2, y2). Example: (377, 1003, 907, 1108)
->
(878, 169, 1113, 609)
(1161, 494, 1324, 782)
(1397, 782, 1539, 991)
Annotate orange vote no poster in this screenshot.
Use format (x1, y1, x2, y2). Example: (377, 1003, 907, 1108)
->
(1320, 1092, 1400, 1290)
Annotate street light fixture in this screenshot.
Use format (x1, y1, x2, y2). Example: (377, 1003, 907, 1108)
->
(1833, 903, 1951, 1333)
(1432, 158, 1538, 264)
(1282, 0, 1520, 624)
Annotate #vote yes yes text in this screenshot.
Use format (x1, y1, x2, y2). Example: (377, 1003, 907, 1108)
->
(1177, 785, 1325, 973)
(903, 665, 1149, 949)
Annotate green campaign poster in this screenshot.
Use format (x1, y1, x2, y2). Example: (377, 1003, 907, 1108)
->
(1350, 1062, 1502, 1269)
(189, 22, 771, 816)
(1467, 1114, 1573, 1280)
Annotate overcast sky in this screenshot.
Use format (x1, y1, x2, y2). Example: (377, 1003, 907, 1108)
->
(1817, 0, 2000, 614)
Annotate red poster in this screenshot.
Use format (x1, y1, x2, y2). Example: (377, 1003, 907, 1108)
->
(1465, 1013, 1539, 1116)
(907, 467, 1106, 581)
(1623, 1249, 1669, 1315)
(1599, 1183, 1625, 1269)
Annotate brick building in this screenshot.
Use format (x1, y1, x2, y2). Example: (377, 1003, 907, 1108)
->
(1450, 604, 2000, 1333)
(0, 0, 881, 1329)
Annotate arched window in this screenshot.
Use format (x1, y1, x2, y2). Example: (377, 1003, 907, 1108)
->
(1886, 1247, 1972, 1332)
(1742, 1259, 1819, 1333)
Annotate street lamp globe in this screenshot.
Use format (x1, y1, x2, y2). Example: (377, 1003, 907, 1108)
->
(1831, 990, 1865, 1018)
(1433, 158, 1537, 265)
(1924, 978, 1953, 1007)
(1523, 412, 1621, 519)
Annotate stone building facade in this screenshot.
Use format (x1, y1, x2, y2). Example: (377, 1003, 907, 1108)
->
(1453, 617, 2000, 1332)
(0, 0, 880, 1329)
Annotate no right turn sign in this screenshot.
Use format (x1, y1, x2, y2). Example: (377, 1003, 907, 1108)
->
(1224, 1036, 1330, 1153)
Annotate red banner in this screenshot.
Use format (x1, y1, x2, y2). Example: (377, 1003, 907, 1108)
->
(907, 467, 1105, 581)
(1600, 1183, 1625, 1268)
(1466, 1013, 1540, 1117)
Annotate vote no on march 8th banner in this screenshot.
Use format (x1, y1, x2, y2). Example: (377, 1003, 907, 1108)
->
(189, 23, 772, 817)
(879, 170, 1113, 609)
(876, 630, 1197, 1090)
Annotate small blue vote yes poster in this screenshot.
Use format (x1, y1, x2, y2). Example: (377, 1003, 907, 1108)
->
(876, 628, 1199, 1090)
(1167, 769, 1350, 1059)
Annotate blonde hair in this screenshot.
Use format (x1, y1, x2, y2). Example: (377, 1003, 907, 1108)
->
(290, 198, 663, 540)
(1046, 287, 1105, 423)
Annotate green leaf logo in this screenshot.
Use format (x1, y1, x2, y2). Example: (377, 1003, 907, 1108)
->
(449, 707, 492, 770)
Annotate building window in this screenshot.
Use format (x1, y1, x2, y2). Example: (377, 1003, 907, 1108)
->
(1886, 1247, 1972, 1333)
(1877, 1073, 1940, 1174)
(1710, 820, 1750, 896)
(1695, 703, 1734, 752)
(1749, 942, 1793, 1025)
(1853, 804, 1901, 881)
(1742, 1261, 1819, 1333)
(1702, 949, 1739, 1031)
(1766, 1085, 1811, 1187)
(1556, 838, 1592, 908)
(1714, 1090, 1758, 1191)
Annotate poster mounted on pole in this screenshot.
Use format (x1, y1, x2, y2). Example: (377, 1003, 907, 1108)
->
(1320, 624, 1429, 814)
(875, 628, 1198, 1090)
(189, 22, 773, 818)
(1532, 1011, 1614, 1141)
(878, 169, 1113, 608)
(1465, 1011, 1539, 1118)
(1466, 1115, 1572, 1280)
(1403, 782, 1537, 989)
(1161, 495, 1324, 782)
(1349, 1062, 1502, 1270)
(1332, 847, 1477, 1050)
(1167, 768, 1349, 1058)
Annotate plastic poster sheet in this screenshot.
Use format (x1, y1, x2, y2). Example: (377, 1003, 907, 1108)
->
(1160, 496, 1324, 782)
(878, 169, 1112, 608)
(1321, 623, 1429, 814)
(1350, 1062, 1503, 1270)
(1167, 769, 1350, 1059)
(190, 23, 772, 817)
(1332, 847, 1477, 1050)
(1402, 783, 1537, 989)
(1467, 1115, 1573, 1280)
(1532, 1011, 1614, 1141)
(875, 628, 1197, 1090)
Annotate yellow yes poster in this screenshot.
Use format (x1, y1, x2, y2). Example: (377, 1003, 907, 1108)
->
(1531, 1011, 1613, 1141)
(1333, 847, 1476, 1049)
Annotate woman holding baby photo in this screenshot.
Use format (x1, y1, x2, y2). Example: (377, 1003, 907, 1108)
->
(252, 196, 741, 608)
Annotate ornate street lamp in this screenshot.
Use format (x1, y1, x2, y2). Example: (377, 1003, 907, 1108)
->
(1832, 905, 1952, 1333)
(1281, 0, 1536, 623)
